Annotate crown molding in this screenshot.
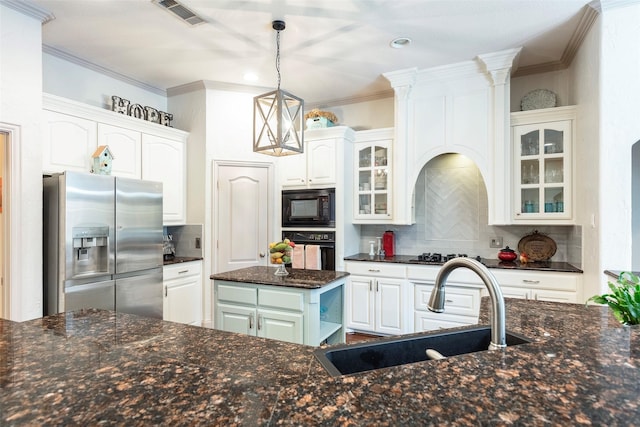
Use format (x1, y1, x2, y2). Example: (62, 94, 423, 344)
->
(306, 89, 394, 110)
(1, 0, 54, 23)
(599, 0, 640, 11)
(43, 44, 167, 96)
(513, 4, 600, 77)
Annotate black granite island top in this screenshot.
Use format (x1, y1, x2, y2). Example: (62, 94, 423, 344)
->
(1, 299, 639, 425)
(345, 253, 583, 273)
(210, 266, 350, 289)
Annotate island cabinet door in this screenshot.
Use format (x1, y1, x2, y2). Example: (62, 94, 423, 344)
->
(257, 308, 304, 344)
(217, 303, 257, 336)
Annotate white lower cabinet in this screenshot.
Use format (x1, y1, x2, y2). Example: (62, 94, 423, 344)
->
(345, 262, 411, 335)
(490, 270, 582, 303)
(214, 278, 345, 346)
(413, 282, 482, 332)
(163, 261, 202, 326)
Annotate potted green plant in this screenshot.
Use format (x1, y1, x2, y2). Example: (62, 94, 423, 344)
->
(587, 271, 640, 325)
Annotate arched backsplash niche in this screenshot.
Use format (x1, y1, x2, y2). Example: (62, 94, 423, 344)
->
(359, 153, 582, 264)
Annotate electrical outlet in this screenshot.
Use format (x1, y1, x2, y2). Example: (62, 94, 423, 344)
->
(195, 237, 201, 249)
(490, 237, 503, 248)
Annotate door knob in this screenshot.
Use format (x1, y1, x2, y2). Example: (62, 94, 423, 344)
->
(259, 252, 266, 258)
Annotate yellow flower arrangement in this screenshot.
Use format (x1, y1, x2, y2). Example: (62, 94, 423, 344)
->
(304, 109, 338, 124)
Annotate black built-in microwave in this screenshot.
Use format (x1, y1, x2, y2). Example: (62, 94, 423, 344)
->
(282, 188, 335, 228)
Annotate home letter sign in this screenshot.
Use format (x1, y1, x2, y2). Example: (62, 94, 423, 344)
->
(111, 96, 173, 127)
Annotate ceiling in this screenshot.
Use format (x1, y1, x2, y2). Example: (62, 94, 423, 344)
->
(32, 0, 597, 106)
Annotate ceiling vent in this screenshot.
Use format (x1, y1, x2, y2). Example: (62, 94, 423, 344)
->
(154, 0, 206, 26)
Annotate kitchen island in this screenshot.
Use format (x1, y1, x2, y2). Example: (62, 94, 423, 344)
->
(1, 299, 638, 425)
(211, 266, 349, 346)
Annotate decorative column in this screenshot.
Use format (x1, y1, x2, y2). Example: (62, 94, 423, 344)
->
(477, 48, 522, 225)
(383, 68, 416, 225)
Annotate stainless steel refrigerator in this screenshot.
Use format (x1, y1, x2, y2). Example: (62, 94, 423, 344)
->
(43, 171, 163, 318)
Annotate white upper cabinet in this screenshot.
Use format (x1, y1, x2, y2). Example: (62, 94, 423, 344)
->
(42, 94, 189, 224)
(97, 123, 141, 178)
(279, 128, 339, 188)
(353, 128, 394, 223)
(511, 106, 575, 224)
(42, 110, 97, 173)
(141, 134, 186, 225)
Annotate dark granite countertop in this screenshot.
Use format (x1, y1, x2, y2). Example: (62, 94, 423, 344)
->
(163, 256, 203, 266)
(1, 299, 638, 425)
(210, 266, 349, 289)
(345, 253, 583, 273)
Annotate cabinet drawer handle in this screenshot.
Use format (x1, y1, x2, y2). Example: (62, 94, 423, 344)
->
(249, 313, 254, 330)
(523, 279, 540, 284)
(445, 299, 453, 303)
(178, 270, 189, 274)
(368, 269, 380, 272)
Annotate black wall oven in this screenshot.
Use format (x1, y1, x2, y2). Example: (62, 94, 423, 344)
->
(282, 188, 335, 228)
(282, 230, 335, 271)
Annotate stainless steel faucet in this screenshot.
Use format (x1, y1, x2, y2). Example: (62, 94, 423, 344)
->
(428, 257, 507, 350)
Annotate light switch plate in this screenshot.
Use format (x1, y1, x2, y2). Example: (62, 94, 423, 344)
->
(490, 237, 503, 248)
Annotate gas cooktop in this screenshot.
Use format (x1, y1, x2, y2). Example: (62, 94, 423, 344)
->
(408, 253, 481, 265)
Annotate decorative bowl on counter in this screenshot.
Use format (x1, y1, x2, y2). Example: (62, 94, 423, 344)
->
(269, 239, 295, 276)
(498, 246, 518, 262)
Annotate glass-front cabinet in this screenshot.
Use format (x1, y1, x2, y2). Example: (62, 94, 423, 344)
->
(353, 128, 394, 223)
(511, 106, 574, 223)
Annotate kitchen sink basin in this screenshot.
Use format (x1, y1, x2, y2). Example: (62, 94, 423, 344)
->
(314, 325, 531, 377)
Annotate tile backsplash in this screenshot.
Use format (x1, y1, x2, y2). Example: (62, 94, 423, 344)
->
(165, 224, 203, 258)
(359, 153, 582, 268)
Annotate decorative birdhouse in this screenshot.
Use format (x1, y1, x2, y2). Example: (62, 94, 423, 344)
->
(91, 145, 114, 175)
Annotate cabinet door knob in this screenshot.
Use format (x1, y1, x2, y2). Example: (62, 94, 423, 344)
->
(259, 252, 266, 258)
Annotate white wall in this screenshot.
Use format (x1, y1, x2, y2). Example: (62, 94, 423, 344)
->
(568, 12, 602, 299)
(510, 70, 572, 112)
(0, 3, 47, 321)
(168, 82, 278, 326)
(43, 52, 168, 113)
(319, 97, 395, 131)
(598, 3, 640, 278)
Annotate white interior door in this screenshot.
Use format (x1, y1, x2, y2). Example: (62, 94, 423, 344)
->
(216, 163, 270, 273)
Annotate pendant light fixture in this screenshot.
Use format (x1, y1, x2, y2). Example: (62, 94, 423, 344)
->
(253, 20, 304, 156)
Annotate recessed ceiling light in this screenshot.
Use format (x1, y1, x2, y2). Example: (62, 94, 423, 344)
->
(390, 37, 412, 49)
(244, 72, 258, 82)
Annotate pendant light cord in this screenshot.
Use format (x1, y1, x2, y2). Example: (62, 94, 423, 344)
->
(276, 29, 281, 90)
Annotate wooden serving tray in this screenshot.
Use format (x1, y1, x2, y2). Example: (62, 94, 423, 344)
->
(517, 231, 557, 261)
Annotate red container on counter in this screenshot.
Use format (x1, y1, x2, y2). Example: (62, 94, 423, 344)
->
(383, 230, 395, 257)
